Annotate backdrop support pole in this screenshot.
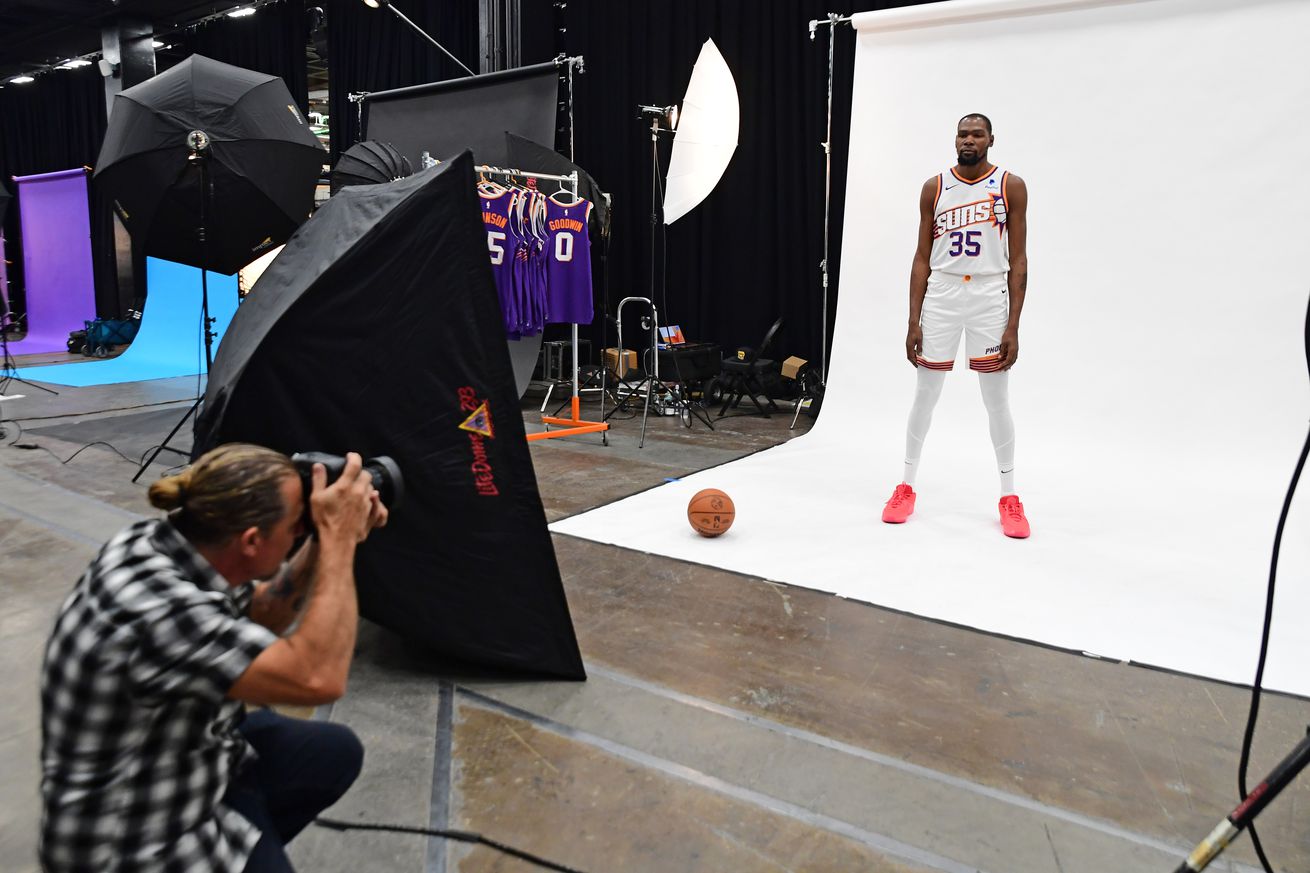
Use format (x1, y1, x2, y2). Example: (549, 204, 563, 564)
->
(812, 13, 851, 387)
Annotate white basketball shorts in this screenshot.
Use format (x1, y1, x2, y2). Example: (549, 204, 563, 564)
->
(915, 272, 1009, 373)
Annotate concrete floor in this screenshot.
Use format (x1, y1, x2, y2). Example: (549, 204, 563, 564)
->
(2, 355, 1308, 873)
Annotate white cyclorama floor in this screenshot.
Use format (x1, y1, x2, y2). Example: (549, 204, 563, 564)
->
(554, 0, 1310, 698)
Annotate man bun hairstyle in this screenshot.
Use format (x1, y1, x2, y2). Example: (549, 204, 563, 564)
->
(959, 112, 993, 133)
(148, 443, 297, 545)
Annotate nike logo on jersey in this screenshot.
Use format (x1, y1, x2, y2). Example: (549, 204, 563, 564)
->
(943, 183, 959, 190)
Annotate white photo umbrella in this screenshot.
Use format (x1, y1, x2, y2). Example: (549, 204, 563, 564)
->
(663, 39, 739, 225)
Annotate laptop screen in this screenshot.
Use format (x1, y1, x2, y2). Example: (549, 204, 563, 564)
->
(659, 325, 686, 346)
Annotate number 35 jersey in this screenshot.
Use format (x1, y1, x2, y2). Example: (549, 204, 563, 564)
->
(929, 166, 1010, 277)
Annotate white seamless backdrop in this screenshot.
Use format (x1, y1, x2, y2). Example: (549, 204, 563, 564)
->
(552, 0, 1310, 696)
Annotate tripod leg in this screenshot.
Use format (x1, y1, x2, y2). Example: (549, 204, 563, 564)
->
(4, 376, 58, 395)
(640, 375, 652, 449)
(133, 401, 199, 483)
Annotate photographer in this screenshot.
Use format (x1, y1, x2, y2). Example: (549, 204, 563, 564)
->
(38, 444, 387, 873)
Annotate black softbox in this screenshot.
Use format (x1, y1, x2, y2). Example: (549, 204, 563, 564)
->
(193, 152, 584, 679)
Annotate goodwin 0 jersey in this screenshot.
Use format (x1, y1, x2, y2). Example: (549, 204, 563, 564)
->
(929, 166, 1010, 276)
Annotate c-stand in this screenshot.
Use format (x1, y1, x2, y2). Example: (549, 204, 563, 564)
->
(607, 296, 711, 448)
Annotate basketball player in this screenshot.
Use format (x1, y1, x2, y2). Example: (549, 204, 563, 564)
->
(881, 113, 1030, 538)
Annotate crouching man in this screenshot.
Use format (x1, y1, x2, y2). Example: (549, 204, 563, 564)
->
(38, 444, 387, 872)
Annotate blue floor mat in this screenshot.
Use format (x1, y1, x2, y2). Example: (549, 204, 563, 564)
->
(14, 258, 240, 387)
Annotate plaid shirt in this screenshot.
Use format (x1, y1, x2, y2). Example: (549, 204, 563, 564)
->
(39, 519, 278, 873)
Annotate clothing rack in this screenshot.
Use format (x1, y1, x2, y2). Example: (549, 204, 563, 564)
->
(475, 164, 608, 444)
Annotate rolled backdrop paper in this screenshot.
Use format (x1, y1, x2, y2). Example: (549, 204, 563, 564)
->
(550, 0, 1310, 696)
(12, 258, 238, 387)
(363, 63, 560, 168)
(8, 169, 97, 354)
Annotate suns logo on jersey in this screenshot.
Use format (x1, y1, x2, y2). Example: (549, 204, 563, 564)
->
(934, 193, 1007, 239)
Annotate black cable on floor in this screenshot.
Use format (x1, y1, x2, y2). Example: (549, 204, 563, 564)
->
(313, 817, 593, 873)
(10, 436, 142, 466)
(1236, 293, 1310, 873)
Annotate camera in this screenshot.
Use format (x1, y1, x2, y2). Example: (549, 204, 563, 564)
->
(290, 452, 405, 511)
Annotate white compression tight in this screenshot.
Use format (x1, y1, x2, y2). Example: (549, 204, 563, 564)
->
(902, 368, 1016, 495)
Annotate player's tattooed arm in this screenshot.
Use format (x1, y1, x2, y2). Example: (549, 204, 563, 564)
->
(1001, 175, 1028, 370)
(906, 177, 937, 366)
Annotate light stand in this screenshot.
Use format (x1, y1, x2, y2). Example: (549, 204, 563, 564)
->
(0, 311, 59, 397)
(627, 104, 713, 440)
(133, 130, 217, 482)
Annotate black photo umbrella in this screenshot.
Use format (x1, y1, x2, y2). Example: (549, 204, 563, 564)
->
(194, 152, 585, 679)
(330, 140, 412, 195)
(94, 54, 325, 275)
(504, 132, 610, 235)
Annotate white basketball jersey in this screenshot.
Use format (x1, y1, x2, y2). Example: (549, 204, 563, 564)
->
(929, 166, 1010, 276)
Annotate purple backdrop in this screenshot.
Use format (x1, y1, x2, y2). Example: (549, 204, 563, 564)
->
(9, 169, 96, 354)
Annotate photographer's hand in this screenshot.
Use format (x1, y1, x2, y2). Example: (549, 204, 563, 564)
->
(310, 453, 375, 544)
(366, 492, 389, 536)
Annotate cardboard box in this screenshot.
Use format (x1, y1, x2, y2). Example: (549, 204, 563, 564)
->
(603, 347, 637, 378)
(781, 355, 808, 380)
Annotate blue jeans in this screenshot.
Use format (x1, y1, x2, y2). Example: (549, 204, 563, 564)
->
(225, 709, 364, 873)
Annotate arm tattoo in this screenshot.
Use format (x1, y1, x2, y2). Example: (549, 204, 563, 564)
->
(270, 566, 295, 599)
(1019, 272, 1028, 292)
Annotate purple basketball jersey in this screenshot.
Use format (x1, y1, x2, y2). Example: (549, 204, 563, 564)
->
(509, 191, 546, 337)
(480, 188, 518, 334)
(544, 196, 594, 324)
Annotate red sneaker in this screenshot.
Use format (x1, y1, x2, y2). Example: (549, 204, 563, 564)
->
(882, 483, 916, 524)
(998, 495, 1030, 538)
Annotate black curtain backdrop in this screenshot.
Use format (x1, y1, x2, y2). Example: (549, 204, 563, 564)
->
(560, 0, 935, 370)
(326, 0, 479, 162)
(157, 0, 310, 112)
(0, 64, 113, 322)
